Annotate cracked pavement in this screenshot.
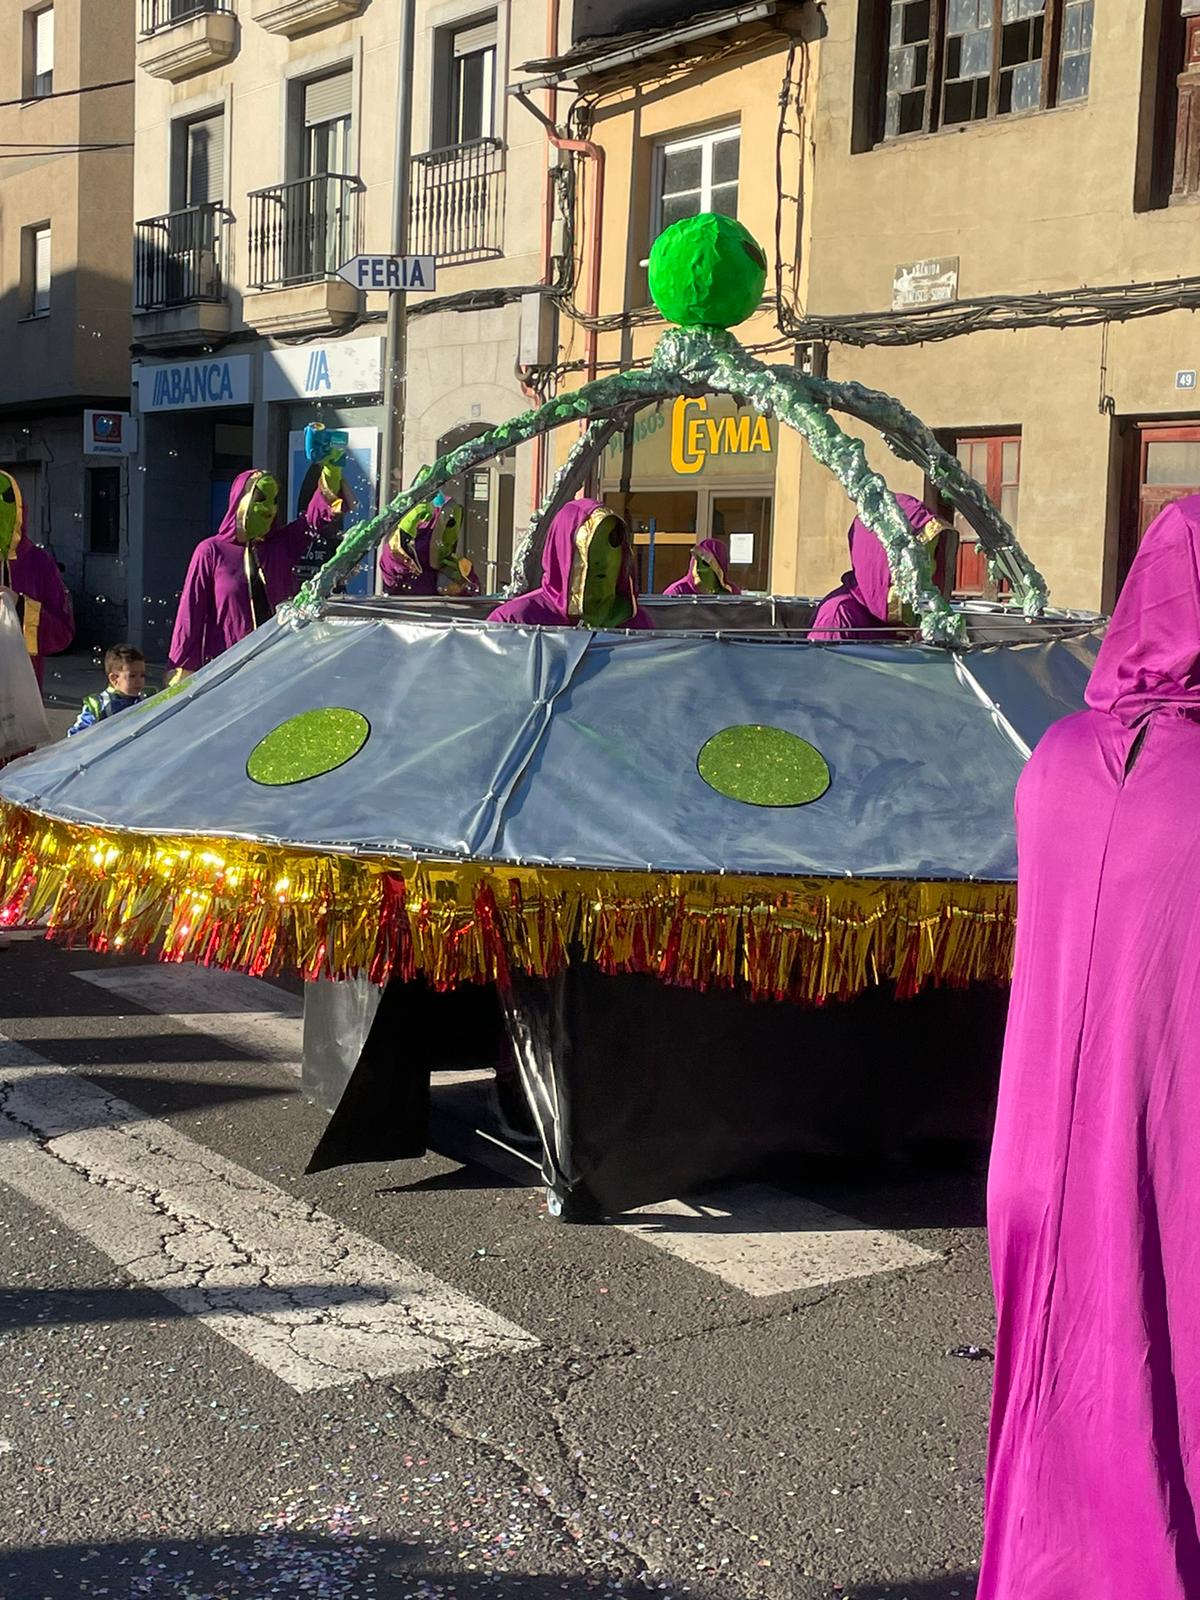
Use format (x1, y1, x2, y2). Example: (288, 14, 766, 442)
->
(0, 938, 992, 1598)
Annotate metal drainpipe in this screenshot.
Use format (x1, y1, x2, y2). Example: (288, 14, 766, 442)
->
(378, 0, 417, 591)
(515, 88, 606, 393)
(522, 0, 563, 516)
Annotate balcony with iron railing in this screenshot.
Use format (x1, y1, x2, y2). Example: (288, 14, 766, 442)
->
(135, 203, 228, 310)
(245, 173, 364, 335)
(133, 202, 233, 348)
(138, 0, 237, 81)
(247, 173, 362, 288)
(410, 138, 505, 265)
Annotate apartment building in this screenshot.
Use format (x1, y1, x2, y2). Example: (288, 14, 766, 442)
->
(525, 0, 816, 594)
(538, 0, 1200, 611)
(0, 0, 134, 641)
(129, 0, 560, 658)
(796, 0, 1200, 612)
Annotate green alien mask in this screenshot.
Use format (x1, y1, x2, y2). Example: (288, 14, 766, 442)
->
(0, 472, 23, 562)
(574, 513, 633, 629)
(694, 552, 721, 594)
(433, 505, 464, 570)
(236, 473, 279, 543)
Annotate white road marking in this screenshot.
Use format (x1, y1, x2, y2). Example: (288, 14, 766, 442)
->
(75, 971, 938, 1300)
(74, 967, 303, 1074)
(0, 1034, 537, 1392)
(615, 1183, 939, 1296)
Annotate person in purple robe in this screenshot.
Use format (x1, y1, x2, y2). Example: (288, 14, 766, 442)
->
(0, 468, 74, 690)
(808, 494, 950, 640)
(663, 537, 741, 597)
(978, 492, 1200, 1598)
(168, 466, 342, 677)
(379, 499, 480, 598)
(488, 498, 651, 630)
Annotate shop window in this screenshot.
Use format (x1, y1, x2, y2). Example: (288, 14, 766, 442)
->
(87, 467, 121, 557)
(434, 15, 497, 148)
(863, 0, 1091, 145)
(22, 223, 51, 318)
(652, 126, 739, 240)
(25, 5, 53, 100)
(931, 431, 1020, 596)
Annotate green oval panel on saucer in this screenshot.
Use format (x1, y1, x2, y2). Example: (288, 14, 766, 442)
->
(697, 724, 831, 807)
(247, 708, 370, 787)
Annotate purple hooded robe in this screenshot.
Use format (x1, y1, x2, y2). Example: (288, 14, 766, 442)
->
(2, 536, 74, 689)
(978, 492, 1200, 1599)
(169, 470, 337, 673)
(663, 537, 742, 597)
(378, 511, 481, 598)
(808, 494, 941, 640)
(488, 498, 652, 629)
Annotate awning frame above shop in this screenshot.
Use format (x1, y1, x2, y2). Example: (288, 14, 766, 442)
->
(511, 1, 778, 91)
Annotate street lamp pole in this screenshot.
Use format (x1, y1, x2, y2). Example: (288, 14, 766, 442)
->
(378, 0, 417, 578)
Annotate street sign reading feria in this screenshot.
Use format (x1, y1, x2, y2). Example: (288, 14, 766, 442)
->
(337, 255, 438, 293)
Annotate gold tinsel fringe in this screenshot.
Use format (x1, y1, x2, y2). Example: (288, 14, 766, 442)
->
(0, 800, 1015, 1005)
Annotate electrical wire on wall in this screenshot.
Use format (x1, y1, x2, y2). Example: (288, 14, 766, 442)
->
(548, 26, 1200, 363)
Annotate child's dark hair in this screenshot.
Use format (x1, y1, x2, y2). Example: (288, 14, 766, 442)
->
(105, 643, 144, 675)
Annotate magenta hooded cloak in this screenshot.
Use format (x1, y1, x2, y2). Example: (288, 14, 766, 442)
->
(808, 494, 941, 640)
(2, 537, 74, 690)
(379, 511, 440, 597)
(488, 498, 651, 629)
(663, 537, 742, 597)
(169, 470, 337, 673)
(979, 492, 1200, 1598)
(378, 509, 481, 598)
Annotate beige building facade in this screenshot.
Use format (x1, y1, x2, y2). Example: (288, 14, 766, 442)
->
(0, 0, 134, 642)
(800, 0, 1200, 613)
(546, 0, 1200, 613)
(129, 0, 564, 658)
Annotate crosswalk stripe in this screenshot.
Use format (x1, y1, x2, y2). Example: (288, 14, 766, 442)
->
(73, 969, 939, 1300)
(615, 1183, 940, 1296)
(0, 1033, 537, 1392)
(73, 967, 303, 1074)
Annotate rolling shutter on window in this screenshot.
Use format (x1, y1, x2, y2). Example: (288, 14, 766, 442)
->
(453, 20, 496, 56)
(188, 116, 224, 207)
(304, 72, 353, 128)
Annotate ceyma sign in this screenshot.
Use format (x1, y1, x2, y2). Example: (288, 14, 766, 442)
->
(140, 354, 252, 412)
(600, 394, 777, 485)
(670, 396, 773, 475)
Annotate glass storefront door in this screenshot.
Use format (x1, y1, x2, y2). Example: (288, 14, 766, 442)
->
(711, 494, 772, 593)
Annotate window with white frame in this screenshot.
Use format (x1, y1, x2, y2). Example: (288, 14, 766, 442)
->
(653, 126, 740, 239)
(435, 16, 497, 148)
(28, 5, 53, 98)
(25, 223, 51, 316)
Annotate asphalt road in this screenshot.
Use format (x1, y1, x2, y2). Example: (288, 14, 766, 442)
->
(7, 668, 998, 1593)
(0, 931, 996, 1600)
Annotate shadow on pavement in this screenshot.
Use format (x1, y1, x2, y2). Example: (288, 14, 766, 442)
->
(848, 1575, 977, 1598)
(0, 1072, 293, 1139)
(0, 1280, 414, 1331)
(0, 1533, 727, 1599)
